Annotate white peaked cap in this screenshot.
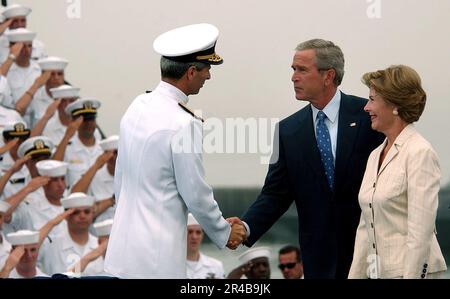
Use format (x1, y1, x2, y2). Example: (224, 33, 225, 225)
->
(99, 135, 119, 151)
(36, 160, 68, 177)
(37, 56, 69, 71)
(187, 213, 200, 226)
(17, 136, 54, 159)
(2, 4, 32, 19)
(6, 28, 36, 43)
(153, 23, 223, 65)
(0, 200, 11, 214)
(65, 98, 101, 116)
(7, 230, 39, 246)
(238, 246, 272, 265)
(61, 192, 94, 209)
(93, 219, 113, 236)
(50, 85, 80, 99)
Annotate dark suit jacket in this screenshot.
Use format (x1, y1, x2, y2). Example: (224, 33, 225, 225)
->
(242, 92, 384, 279)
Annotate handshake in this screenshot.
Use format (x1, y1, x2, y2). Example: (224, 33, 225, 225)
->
(226, 217, 247, 250)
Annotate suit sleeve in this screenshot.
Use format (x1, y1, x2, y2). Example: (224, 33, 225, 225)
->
(242, 124, 294, 246)
(403, 146, 440, 278)
(171, 119, 231, 249)
(348, 214, 369, 278)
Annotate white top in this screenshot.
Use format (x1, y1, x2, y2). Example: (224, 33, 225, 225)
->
(0, 75, 15, 110)
(64, 134, 103, 188)
(8, 267, 49, 278)
(28, 86, 53, 127)
(90, 165, 115, 223)
(28, 194, 67, 238)
(104, 81, 231, 278)
(186, 253, 225, 279)
(5, 61, 41, 126)
(38, 229, 104, 276)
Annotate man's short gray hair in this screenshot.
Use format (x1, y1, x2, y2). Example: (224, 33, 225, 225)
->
(295, 39, 345, 86)
(160, 57, 209, 80)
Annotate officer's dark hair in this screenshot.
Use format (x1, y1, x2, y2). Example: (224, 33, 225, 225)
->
(160, 56, 209, 80)
(279, 245, 302, 263)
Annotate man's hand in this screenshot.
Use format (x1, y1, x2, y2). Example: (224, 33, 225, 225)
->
(49, 208, 75, 226)
(66, 116, 83, 138)
(44, 99, 61, 119)
(34, 71, 52, 88)
(9, 155, 31, 174)
(94, 151, 115, 169)
(0, 138, 19, 155)
(25, 176, 50, 193)
(9, 41, 23, 57)
(226, 217, 246, 250)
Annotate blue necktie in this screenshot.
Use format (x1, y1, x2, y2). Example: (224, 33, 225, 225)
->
(316, 111, 334, 189)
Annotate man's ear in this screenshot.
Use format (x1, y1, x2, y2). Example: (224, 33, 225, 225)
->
(324, 69, 336, 86)
(186, 65, 197, 81)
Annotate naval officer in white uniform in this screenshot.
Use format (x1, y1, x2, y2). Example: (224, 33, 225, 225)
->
(104, 23, 246, 278)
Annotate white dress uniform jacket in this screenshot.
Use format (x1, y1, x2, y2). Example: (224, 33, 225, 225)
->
(28, 195, 66, 238)
(104, 81, 231, 278)
(186, 252, 225, 279)
(349, 125, 447, 279)
(0, 232, 12, 270)
(28, 86, 53, 127)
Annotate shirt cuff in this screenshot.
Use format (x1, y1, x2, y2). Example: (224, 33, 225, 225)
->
(242, 221, 250, 238)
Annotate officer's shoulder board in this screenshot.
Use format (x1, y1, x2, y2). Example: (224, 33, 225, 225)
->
(178, 103, 204, 123)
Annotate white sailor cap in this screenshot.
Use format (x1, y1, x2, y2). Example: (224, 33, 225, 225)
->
(61, 192, 95, 209)
(99, 135, 119, 151)
(93, 219, 113, 237)
(36, 160, 68, 177)
(0, 200, 11, 214)
(153, 23, 223, 65)
(2, 121, 30, 140)
(238, 247, 272, 265)
(17, 136, 54, 159)
(6, 230, 39, 246)
(187, 213, 200, 226)
(5, 28, 36, 43)
(50, 85, 80, 99)
(37, 56, 69, 71)
(2, 4, 32, 19)
(65, 98, 101, 118)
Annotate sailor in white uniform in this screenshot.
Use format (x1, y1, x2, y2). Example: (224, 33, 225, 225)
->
(28, 160, 68, 238)
(186, 214, 225, 279)
(0, 4, 47, 63)
(42, 84, 80, 146)
(104, 23, 245, 278)
(4, 230, 48, 278)
(38, 192, 104, 276)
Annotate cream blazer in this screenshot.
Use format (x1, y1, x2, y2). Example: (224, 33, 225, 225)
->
(349, 124, 447, 279)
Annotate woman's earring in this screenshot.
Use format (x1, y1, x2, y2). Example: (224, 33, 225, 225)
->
(393, 109, 399, 116)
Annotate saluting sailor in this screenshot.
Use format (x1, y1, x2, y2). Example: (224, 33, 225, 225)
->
(104, 23, 245, 278)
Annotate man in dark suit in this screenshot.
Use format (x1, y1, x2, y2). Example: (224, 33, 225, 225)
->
(235, 39, 383, 279)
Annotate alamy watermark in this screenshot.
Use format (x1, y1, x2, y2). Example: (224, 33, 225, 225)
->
(366, 0, 382, 19)
(172, 112, 280, 165)
(66, 0, 81, 19)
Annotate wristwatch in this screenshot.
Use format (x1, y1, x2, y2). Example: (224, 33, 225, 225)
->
(8, 53, 16, 62)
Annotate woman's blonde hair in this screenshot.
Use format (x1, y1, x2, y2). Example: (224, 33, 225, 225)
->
(362, 65, 426, 123)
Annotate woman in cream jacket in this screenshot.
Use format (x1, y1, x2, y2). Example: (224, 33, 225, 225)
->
(348, 65, 447, 279)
